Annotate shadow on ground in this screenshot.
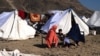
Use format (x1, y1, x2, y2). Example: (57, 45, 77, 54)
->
(33, 44, 47, 48)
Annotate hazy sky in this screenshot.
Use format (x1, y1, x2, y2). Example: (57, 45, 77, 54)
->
(78, 0, 100, 11)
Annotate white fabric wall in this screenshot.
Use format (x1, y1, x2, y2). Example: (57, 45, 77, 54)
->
(41, 10, 67, 33)
(87, 11, 100, 27)
(72, 10, 89, 35)
(0, 12, 13, 27)
(0, 10, 36, 40)
(56, 10, 72, 34)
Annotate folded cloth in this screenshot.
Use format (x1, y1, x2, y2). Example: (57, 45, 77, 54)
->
(64, 37, 70, 44)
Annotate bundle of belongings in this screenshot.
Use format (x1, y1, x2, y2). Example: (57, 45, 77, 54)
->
(0, 49, 40, 56)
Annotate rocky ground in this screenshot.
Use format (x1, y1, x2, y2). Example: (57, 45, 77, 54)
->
(0, 34, 100, 56)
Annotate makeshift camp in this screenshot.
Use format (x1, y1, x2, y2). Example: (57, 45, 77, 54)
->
(0, 10, 36, 40)
(87, 11, 100, 27)
(41, 9, 89, 36)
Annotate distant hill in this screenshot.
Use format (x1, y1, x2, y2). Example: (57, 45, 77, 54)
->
(0, 0, 93, 17)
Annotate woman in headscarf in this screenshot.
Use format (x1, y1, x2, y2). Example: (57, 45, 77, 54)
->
(45, 25, 58, 48)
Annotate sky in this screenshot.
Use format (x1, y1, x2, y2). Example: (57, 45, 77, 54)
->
(78, 0, 100, 11)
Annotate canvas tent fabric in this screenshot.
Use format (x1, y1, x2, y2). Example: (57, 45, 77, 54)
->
(0, 10, 36, 40)
(41, 10, 68, 33)
(81, 16, 89, 23)
(87, 11, 100, 27)
(0, 12, 13, 27)
(41, 9, 89, 36)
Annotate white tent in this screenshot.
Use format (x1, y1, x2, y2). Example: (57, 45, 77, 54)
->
(0, 10, 36, 40)
(87, 11, 100, 27)
(41, 9, 89, 35)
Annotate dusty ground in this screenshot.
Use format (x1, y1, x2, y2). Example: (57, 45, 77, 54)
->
(0, 34, 100, 56)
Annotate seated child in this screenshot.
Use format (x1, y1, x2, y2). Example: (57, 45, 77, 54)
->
(57, 29, 64, 41)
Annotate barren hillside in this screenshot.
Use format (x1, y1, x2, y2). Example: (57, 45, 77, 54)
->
(0, 0, 93, 17)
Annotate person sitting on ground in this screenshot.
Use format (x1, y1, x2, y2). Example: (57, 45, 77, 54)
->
(45, 25, 58, 48)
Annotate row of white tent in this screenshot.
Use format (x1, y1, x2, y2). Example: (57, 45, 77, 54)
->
(0, 9, 99, 40)
(0, 10, 36, 40)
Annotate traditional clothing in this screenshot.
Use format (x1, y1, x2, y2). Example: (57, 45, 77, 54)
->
(46, 25, 58, 48)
